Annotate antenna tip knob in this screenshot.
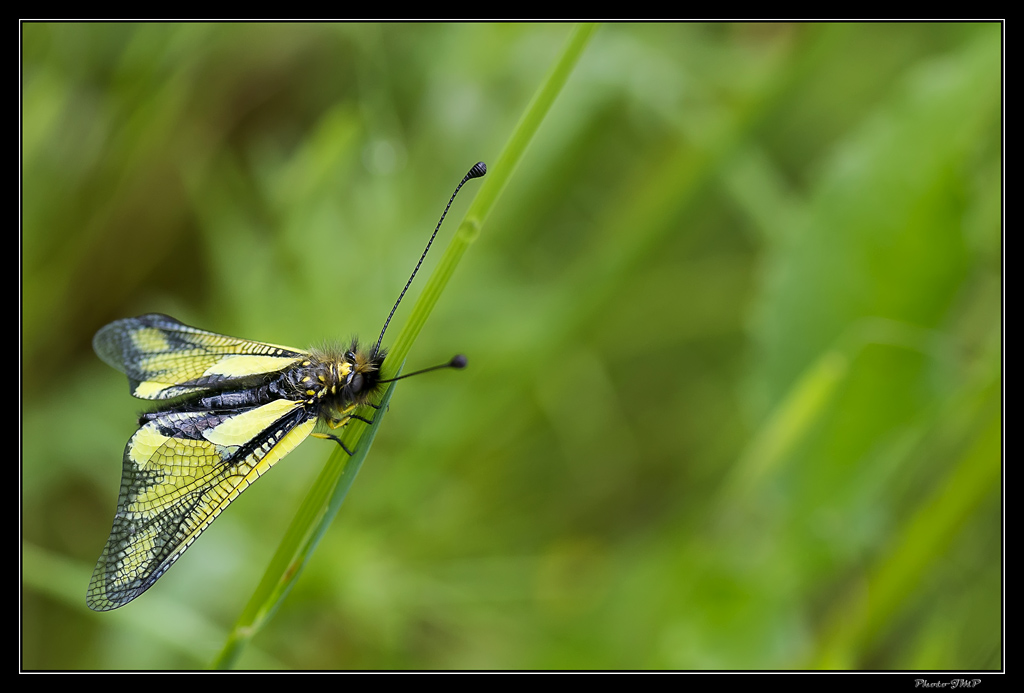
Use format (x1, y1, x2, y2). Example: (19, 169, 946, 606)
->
(468, 162, 487, 179)
(449, 354, 468, 369)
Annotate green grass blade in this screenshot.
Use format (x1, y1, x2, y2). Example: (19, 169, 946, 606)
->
(212, 380, 398, 670)
(811, 411, 1001, 668)
(387, 23, 598, 364)
(212, 23, 596, 670)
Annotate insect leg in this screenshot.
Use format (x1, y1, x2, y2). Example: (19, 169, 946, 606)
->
(327, 414, 373, 428)
(311, 432, 353, 456)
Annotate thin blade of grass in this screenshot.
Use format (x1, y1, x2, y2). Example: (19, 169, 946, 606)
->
(212, 23, 597, 669)
(212, 381, 398, 669)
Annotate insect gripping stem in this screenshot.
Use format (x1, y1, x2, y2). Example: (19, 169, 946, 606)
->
(88, 163, 486, 613)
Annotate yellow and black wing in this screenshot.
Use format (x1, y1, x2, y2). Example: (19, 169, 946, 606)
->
(93, 313, 309, 400)
(86, 393, 319, 611)
(87, 314, 319, 610)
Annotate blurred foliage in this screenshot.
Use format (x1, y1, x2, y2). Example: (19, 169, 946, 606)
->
(21, 22, 1001, 670)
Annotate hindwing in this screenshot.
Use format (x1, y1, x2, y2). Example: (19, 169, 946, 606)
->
(86, 398, 318, 611)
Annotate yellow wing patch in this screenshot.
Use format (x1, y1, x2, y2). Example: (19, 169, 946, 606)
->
(86, 399, 317, 611)
(94, 313, 308, 400)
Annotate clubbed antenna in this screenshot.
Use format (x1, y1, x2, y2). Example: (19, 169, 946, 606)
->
(377, 354, 468, 384)
(373, 162, 487, 357)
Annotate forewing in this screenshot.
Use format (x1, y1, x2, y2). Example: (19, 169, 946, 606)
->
(86, 398, 318, 611)
(94, 313, 309, 400)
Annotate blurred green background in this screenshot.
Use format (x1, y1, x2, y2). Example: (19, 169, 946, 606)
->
(22, 23, 1001, 670)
